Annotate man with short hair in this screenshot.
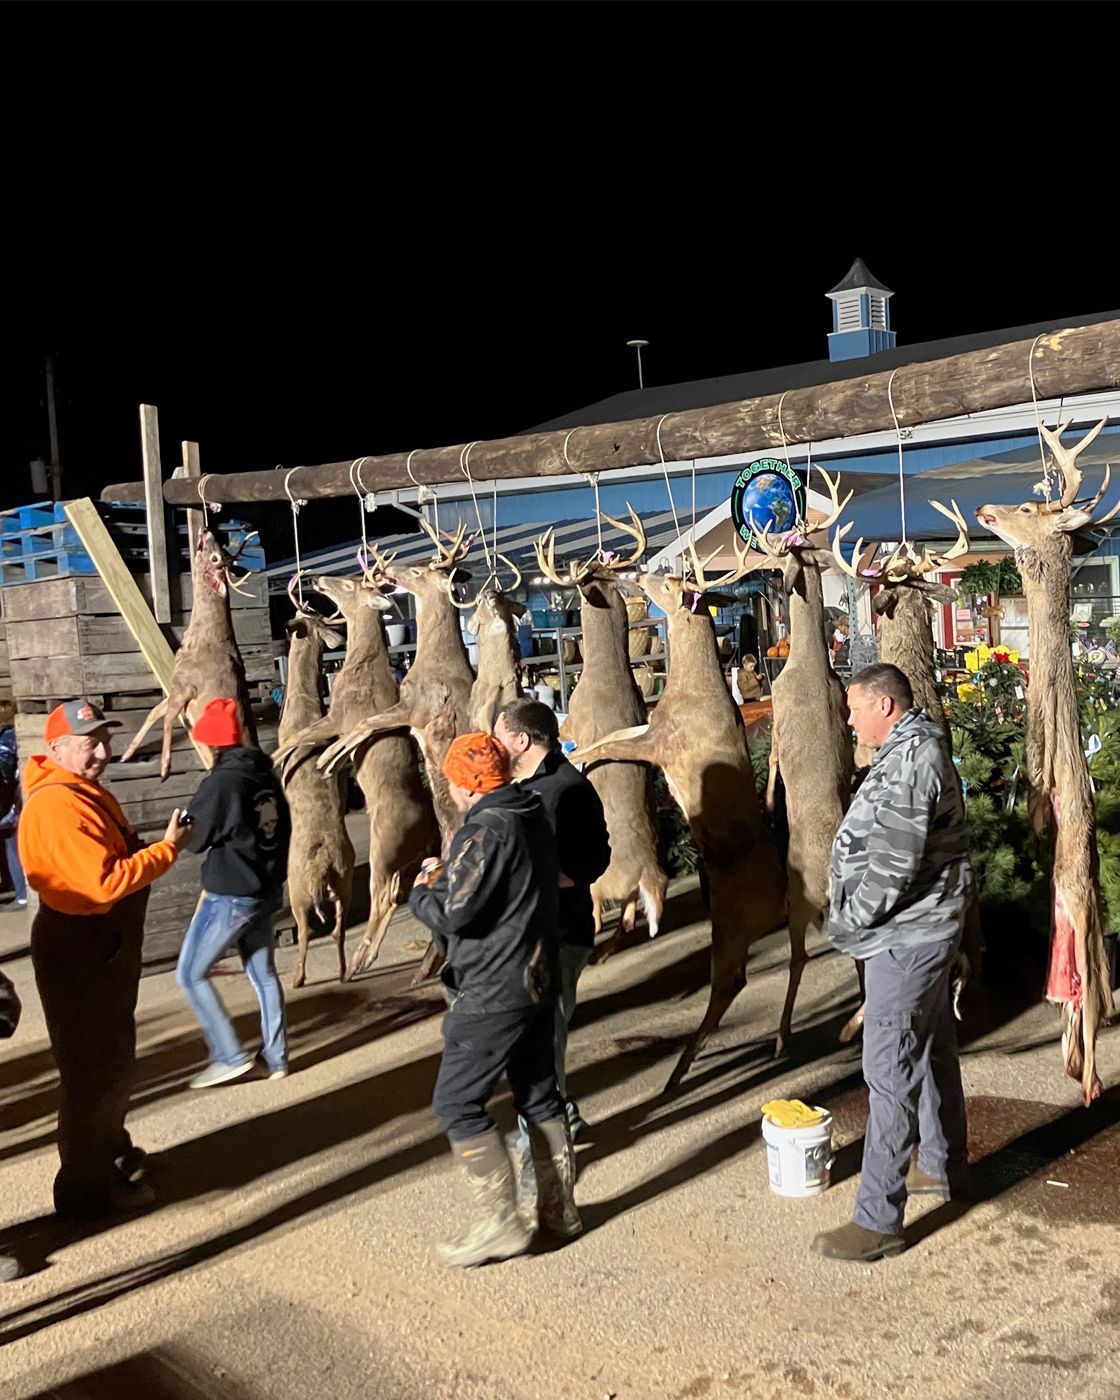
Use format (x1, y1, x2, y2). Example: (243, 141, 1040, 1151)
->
(494, 698, 611, 1136)
(176, 697, 292, 1087)
(19, 698, 192, 1220)
(410, 731, 578, 1267)
(813, 663, 972, 1263)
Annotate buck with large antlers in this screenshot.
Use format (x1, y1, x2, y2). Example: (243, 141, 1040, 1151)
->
(120, 526, 259, 779)
(750, 468, 855, 1053)
(535, 510, 669, 957)
(278, 602, 355, 988)
(832, 499, 971, 736)
(319, 519, 476, 849)
(572, 533, 787, 1090)
(976, 417, 1118, 1104)
(273, 571, 438, 977)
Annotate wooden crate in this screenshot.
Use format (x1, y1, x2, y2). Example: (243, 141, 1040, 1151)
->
(1, 570, 274, 699)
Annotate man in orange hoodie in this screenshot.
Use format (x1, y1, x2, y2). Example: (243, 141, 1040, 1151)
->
(18, 698, 193, 1220)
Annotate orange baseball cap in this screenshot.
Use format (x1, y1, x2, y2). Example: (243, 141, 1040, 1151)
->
(44, 698, 123, 743)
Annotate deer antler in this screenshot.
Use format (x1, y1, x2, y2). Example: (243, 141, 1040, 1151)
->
(534, 530, 599, 590)
(449, 552, 525, 611)
(416, 515, 470, 570)
(810, 466, 854, 532)
(686, 532, 753, 592)
(598, 506, 647, 569)
(927, 498, 971, 565)
(831, 523, 883, 581)
(1041, 417, 1109, 509)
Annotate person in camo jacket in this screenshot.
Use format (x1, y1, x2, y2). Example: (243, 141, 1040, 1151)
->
(813, 663, 973, 1264)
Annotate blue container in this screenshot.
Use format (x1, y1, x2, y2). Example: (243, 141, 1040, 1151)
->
(517, 623, 534, 658)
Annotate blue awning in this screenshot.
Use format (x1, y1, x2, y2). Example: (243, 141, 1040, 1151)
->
(840, 432, 1120, 542)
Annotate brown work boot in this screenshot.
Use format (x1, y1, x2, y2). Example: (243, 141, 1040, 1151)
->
(530, 1117, 582, 1239)
(906, 1162, 950, 1199)
(811, 1222, 904, 1262)
(437, 1131, 532, 1268)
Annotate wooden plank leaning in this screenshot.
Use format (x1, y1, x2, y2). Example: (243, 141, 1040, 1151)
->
(62, 497, 210, 766)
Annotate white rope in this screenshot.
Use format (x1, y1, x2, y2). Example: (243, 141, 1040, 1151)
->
(563, 430, 604, 558)
(460, 441, 494, 576)
(349, 457, 372, 566)
(886, 370, 908, 545)
(283, 468, 308, 605)
(776, 391, 798, 528)
(405, 448, 439, 534)
(1027, 334, 1051, 492)
(197, 474, 221, 528)
(655, 413, 684, 552)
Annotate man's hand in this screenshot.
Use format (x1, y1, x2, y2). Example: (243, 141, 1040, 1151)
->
(163, 809, 194, 850)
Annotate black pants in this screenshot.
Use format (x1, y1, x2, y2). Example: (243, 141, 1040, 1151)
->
(433, 1006, 564, 1141)
(31, 891, 148, 1213)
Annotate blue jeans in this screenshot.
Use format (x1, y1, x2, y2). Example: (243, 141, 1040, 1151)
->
(176, 892, 288, 1072)
(3, 833, 26, 902)
(554, 942, 592, 1109)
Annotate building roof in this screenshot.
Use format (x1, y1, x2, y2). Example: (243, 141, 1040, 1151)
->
(526, 309, 1120, 436)
(827, 257, 893, 297)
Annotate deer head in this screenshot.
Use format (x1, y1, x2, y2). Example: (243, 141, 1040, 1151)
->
(976, 418, 1118, 550)
(749, 467, 851, 598)
(831, 499, 971, 616)
(534, 506, 648, 607)
(308, 571, 393, 621)
(194, 526, 260, 600)
(463, 560, 528, 638)
(361, 517, 473, 614)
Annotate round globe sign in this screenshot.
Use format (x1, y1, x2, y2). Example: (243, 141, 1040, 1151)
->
(730, 458, 806, 550)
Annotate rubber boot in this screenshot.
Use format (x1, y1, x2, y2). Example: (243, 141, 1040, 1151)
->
(437, 1130, 533, 1268)
(506, 1121, 538, 1232)
(530, 1116, 582, 1239)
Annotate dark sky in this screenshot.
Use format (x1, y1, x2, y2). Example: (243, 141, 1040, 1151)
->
(4, 7, 1113, 550)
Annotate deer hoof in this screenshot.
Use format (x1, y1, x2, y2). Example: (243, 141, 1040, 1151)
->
(838, 1011, 865, 1044)
(291, 970, 306, 990)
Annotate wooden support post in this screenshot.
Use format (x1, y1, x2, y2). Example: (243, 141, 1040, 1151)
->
(140, 405, 172, 623)
(63, 497, 210, 766)
(181, 440, 203, 551)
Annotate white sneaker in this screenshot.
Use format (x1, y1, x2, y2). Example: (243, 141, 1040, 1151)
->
(15, 899, 26, 908)
(189, 1060, 254, 1089)
(268, 1067, 289, 1081)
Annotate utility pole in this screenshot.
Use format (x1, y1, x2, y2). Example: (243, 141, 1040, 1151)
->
(626, 339, 649, 390)
(45, 354, 62, 499)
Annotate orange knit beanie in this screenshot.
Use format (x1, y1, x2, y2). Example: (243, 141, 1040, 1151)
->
(442, 732, 510, 794)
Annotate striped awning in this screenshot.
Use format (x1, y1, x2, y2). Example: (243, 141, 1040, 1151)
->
(265, 508, 686, 587)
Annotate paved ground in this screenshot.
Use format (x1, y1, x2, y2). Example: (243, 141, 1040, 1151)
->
(0, 879, 1117, 1400)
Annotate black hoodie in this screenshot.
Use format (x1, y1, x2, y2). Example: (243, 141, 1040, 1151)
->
(185, 746, 291, 896)
(408, 783, 559, 1012)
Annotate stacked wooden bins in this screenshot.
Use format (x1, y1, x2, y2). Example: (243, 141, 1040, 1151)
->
(2, 519, 279, 967)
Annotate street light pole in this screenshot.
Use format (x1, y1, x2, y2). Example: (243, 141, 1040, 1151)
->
(626, 339, 649, 390)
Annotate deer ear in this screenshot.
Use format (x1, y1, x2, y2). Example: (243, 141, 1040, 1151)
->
(1053, 506, 1095, 533)
(321, 626, 345, 650)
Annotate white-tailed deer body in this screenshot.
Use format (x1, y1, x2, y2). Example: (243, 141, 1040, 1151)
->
(536, 519, 668, 960)
(572, 533, 786, 1091)
(465, 563, 527, 734)
(319, 523, 475, 852)
(275, 572, 438, 978)
(976, 418, 1118, 1103)
(120, 527, 259, 780)
(279, 608, 355, 988)
(751, 469, 854, 1053)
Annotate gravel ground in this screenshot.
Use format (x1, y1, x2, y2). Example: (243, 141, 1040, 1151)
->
(0, 880, 1117, 1400)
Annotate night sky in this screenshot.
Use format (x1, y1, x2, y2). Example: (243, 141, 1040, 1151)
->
(4, 8, 1112, 556)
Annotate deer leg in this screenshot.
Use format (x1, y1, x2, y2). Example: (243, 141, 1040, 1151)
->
(839, 958, 867, 1043)
(345, 871, 401, 980)
(411, 940, 444, 985)
(291, 901, 311, 990)
(118, 697, 169, 764)
(319, 702, 414, 775)
(274, 716, 344, 781)
(765, 721, 781, 813)
(665, 952, 748, 1095)
(775, 884, 815, 1058)
(593, 894, 638, 965)
(160, 687, 196, 781)
(574, 724, 654, 767)
(331, 892, 348, 984)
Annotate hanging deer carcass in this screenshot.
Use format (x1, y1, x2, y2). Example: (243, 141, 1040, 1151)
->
(120, 526, 259, 779)
(273, 571, 438, 978)
(279, 601, 355, 988)
(464, 559, 527, 734)
(830, 500, 975, 1041)
(572, 535, 787, 1091)
(749, 469, 854, 1053)
(318, 521, 476, 851)
(535, 511, 668, 959)
(976, 417, 1118, 1104)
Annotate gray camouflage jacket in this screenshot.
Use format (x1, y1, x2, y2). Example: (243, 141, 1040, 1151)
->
(829, 707, 972, 959)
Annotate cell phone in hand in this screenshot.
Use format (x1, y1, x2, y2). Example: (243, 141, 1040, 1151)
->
(177, 812, 195, 827)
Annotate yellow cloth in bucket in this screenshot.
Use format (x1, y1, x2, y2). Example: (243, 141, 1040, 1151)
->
(761, 1099, 825, 1129)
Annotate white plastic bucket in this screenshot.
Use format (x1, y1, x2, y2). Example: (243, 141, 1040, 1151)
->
(761, 1109, 834, 1198)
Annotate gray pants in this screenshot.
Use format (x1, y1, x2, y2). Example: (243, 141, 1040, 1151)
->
(853, 938, 968, 1236)
(555, 943, 592, 1110)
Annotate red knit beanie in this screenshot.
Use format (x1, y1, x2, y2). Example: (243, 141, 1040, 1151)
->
(191, 697, 242, 748)
(442, 732, 510, 794)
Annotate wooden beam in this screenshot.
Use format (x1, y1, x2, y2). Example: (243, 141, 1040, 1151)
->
(99, 319, 1120, 509)
(181, 439, 203, 549)
(63, 498, 209, 765)
(140, 405, 172, 623)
